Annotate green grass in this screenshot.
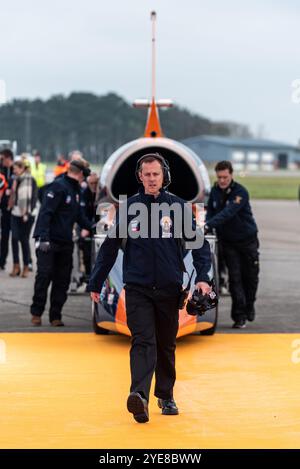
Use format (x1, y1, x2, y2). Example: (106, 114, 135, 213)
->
(44, 162, 299, 200)
(226, 176, 299, 200)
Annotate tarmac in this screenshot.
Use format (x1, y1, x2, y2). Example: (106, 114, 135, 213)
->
(0, 200, 299, 333)
(1, 332, 299, 449)
(0, 200, 300, 449)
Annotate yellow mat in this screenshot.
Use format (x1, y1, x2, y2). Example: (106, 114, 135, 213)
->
(0, 333, 299, 449)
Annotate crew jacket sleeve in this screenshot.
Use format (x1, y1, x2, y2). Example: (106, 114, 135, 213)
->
(192, 238, 212, 284)
(205, 190, 214, 221)
(86, 212, 122, 293)
(33, 184, 63, 240)
(182, 202, 212, 284)
(206, 187, 248, 228)
(77, 206, 94, 231)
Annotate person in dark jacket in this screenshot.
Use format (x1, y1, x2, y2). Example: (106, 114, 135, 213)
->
(30, 158, 93, 327)
(205, 160, 259, 329)
(0, 149, 14, 270)
(87, 153, 212, 423)
(78, 172, 98, 278)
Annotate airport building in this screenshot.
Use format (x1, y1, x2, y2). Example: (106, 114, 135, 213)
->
(182, 135, 300, 171)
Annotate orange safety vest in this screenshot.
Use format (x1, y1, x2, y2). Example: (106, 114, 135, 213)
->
(0, 173, 8, 198)
(54, 161, 69, 177)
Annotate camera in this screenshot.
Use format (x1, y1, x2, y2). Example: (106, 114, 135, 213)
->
(186, 288, 218, 316)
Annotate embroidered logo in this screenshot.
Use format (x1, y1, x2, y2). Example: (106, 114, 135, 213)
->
(160, 216, 172, 238)
(130, 219, 140, 232)
(234, 195, 242, 204)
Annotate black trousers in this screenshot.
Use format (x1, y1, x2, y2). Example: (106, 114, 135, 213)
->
(79, 237, 92, 276)
(222, 236, 259, 321)
(0, 209, 11, 268)
(217, 239, 227, 287)
(125, 284, 181, 402)
(30, 242, 73, 321)
(27, 215, 35, 264)
(11, 215, 33, 266)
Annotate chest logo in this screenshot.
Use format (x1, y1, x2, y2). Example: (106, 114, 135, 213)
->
(234, 195, 242, 204)
(160, 216, 172, 238)
(65, 195, 72, 204)
(130, 219, 140, 232)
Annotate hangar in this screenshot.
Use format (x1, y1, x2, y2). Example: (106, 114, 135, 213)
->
(182, 135, 300, 171)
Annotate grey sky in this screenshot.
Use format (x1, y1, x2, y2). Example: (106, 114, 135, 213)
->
(1, 0, 299, 144)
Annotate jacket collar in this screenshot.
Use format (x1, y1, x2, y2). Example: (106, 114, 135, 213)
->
(138, 186, 166, 203)
(215, 179, 236, 194)
(64, 174, 80, 190)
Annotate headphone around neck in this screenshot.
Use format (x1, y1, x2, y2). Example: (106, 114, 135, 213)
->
(135, 152, 171, 188)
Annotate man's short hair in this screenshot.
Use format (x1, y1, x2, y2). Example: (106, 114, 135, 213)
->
(69, 150, 83, 161)
(215, 160, 233, 174)
(69, 157, 90, 177)
(138, 155, 164, 171)
(0, 149, 13, 160)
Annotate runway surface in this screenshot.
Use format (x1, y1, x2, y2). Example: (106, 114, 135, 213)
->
(0, 200, 299, 333)
(0, 333, 299, 449)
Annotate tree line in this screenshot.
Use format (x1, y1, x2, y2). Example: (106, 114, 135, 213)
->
(0, 92, 251, 163)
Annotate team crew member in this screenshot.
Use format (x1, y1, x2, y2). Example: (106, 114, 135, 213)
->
(205, 160, 259, 329)
(87, 153, 212, 423)
(30, 158, 93, 327)
(79, 172, 99, 278)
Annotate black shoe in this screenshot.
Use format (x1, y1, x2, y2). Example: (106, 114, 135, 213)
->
(232, 319, 246, 329)
(246, 305, 255, 322)
(127, 392, 149, 423)
(157, 398, 179, 415)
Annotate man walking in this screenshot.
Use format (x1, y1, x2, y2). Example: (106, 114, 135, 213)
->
(87, 153, 212, 423)
(30, 158, 92, 326)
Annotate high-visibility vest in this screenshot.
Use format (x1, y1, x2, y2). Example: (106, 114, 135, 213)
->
(54, 161, 69, 177)
(31, 162, 47, 188)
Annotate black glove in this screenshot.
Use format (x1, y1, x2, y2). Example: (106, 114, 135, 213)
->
(36, 240, 51, 252)
(204, 224, 212, 235)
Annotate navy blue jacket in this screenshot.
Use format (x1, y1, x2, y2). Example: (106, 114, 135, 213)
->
(33, 174, 92, 244)
(80, 186, 96, 222)
(206, 181, 258, 242)
(87, 188, 212, 292)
